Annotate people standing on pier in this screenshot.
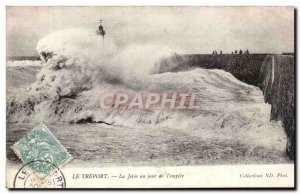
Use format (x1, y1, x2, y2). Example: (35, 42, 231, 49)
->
(212, 50, 218, 54)
(212, 49, 249, 55)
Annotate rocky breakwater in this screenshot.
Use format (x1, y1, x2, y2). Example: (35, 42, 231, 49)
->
(258, 55, 295, 160)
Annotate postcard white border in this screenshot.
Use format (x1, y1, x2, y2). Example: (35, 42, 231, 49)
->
(2, 0, 299, 193)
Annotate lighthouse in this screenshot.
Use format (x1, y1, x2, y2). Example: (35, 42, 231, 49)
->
(96, 19, 106, 39)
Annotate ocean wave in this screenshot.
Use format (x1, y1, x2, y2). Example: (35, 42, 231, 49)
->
(6, 28, 286, 151)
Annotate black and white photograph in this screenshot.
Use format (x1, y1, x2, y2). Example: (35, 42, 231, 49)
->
(5, 6, 295, 188)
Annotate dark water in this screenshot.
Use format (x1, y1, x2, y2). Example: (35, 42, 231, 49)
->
(7, 122, 290, 167)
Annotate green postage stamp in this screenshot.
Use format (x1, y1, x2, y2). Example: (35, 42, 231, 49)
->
(11, 123, 72, 175)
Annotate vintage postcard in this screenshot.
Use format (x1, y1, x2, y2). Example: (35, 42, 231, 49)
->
(6, 6, 295, 188)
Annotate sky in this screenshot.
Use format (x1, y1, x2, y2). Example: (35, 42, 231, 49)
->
(6, 6, 294, 56)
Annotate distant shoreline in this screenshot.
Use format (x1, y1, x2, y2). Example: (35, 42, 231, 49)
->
(6, 52, 293, 62)
(7, 56, 40, 61)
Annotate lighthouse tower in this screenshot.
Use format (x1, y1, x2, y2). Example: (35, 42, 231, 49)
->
(96, 19, 106, 39)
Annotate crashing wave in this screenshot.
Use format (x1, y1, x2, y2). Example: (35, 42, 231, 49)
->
(6, 28, 286, 151)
